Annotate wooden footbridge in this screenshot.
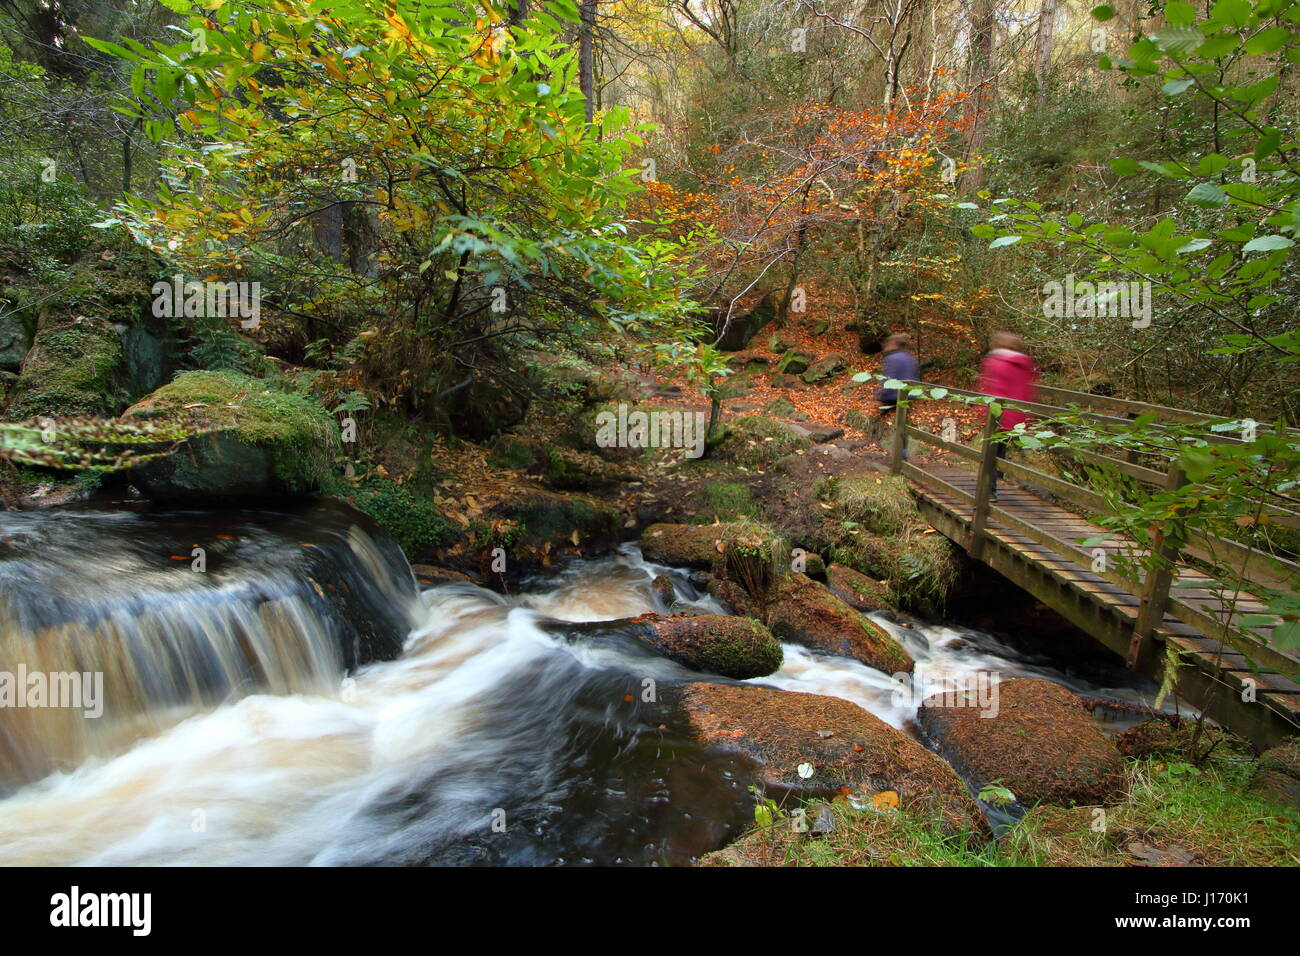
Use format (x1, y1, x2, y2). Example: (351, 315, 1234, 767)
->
(887, 381, 1300, 750)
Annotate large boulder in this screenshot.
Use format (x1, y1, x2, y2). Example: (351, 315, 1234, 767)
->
(672, 682, 987, 835)
(714, 294, 776, 351)
(4, 239, 174, 418)
(801, 353, 848, 385)
(124, 370, 337, 500)
(640, 522, 745, 569)
(562, 614, 782, 679)
(488, 433, 637, 490)
(766, 572, 913, 674)
(712, 415, 811, 470)
(918, 677, 1125, 807)
(0, 312, 31, 371)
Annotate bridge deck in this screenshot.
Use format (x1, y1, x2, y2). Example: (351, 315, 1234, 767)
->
(908, 460, 1300, 748)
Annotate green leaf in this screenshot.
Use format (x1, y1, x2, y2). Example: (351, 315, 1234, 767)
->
(1242, 235, 1295, 252)
(1245, 27, 1293, 55)
(1162, 78, 1195, 95)
(1153, 26, 1205, 57)
(1186, 182, 1227, 206)
(1109, 157, 1139, 176)
(1181, 448, 1216, 482)
(989, 235, 1023, 248)
(1272, 621, 1300, 651)
(1091, 5, 1117, 21)
(1164, 1, 1197, 25)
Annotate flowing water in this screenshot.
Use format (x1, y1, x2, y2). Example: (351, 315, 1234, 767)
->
(0, 503, 1163, 865)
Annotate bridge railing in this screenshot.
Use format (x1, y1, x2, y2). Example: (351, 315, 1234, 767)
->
(884, 379, 1300, 675)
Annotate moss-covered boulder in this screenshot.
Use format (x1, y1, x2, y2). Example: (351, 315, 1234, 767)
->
(1251, 738, 1300, 811)
(0, 313, 32, 371)
(4, 239, 174, 418)
(555, 614, 782, 679)
(763, 396, 808, 421)
(766, 572, 913, 674)
(124, 371, 337, 500)
(490, 489, 621, 561)
(671, 682, 987, 835)
(826, 563, 893, 612)
(713, 415, 811, 469)
(918, 678, 1126, 808)
(775, 351, 812, 375)
(714, 294, 776, 351)
(801, 353, 848, 385)
(640, 522, 739, 568)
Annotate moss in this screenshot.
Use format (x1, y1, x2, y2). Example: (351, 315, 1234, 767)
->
(832, 474, 917, 536)
(695, 481, 763, 521)
(714, 415, 810, 470)
(338, 473, 452, 560)
(128, 370, 337, 492)
(6, 316, 125, 418)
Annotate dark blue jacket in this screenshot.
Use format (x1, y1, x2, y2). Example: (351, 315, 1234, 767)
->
(878, 349, 920, 406)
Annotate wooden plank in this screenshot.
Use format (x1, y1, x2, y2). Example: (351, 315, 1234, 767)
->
(905, 425, 981, 462)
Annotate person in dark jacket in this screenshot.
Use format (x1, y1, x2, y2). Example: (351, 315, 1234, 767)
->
(877, 333, 920, 411)
(978, 331, 1038, 501)
(877, 332, 920, 460)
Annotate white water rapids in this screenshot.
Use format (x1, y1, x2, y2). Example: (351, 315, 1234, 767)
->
(0, 542, 1159, 865)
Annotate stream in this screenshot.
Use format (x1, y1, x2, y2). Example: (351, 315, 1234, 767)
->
(0, 501, 1164, 865)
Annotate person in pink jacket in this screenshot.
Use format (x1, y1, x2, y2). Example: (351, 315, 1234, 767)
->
(978, 331, 1038, 501)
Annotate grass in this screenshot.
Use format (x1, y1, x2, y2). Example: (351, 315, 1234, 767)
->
(832, 474, 918, 536)
(696, 481, 763, 521)
(703, 756, 1300, 867)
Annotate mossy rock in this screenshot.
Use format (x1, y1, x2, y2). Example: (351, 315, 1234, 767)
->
(826, 563, 893, 612)
(6, 314, 125, 418)
(766, 572, 914, 674)
(713, 415, 811, 470)
(640, 522, 745, 568)
(637, 615, 784, 678)
(4, 238, 174, 418)
(832, 474, 918, 536)
(769, 334, 790, 354)
(670, 682, 987, 835)
(0, 312, 32, 371)
(336, 475, 452, 562)
(489, 432, 635, 490)
(1115, 717, 1251, 762)
(694, 481, 763, 521)
(918, 678, 1126, 808)
(776, 351, 812, 375)
(124, 370, 338, 500)
(763, 396, 808, 421)
(492, 489, 620, 560)
(801, 353, 848, 385)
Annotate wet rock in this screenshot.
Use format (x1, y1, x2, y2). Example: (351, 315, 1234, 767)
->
(672, 682, 987, 835)
(826, 563, 892, 612)
(1251, 738, 1300, 811)
(706, 576, 760, 618)
(651, 574, 677, 607)
(763, 396, 808, 421)
(410, 564, 479, 588)
(766, 572, 913, 674)
(640, 522, 733, 568)
(562, 614, 783, 679)
(789, 422, 845, 443)
(918, 677, 1126, 807)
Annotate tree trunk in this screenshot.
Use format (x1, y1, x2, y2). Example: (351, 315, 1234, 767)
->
(579, 0, 597, 124)
(963, 0, 996, 192)
(1033, 0, 1058, 108)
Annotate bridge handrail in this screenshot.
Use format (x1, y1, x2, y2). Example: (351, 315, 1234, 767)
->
(888, 387, 1300, 674)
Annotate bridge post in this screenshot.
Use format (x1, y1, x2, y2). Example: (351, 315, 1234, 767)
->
(966, 410, 1001, 559)
(1127, 464, 1187, 672)
(889, 397, 908, 474)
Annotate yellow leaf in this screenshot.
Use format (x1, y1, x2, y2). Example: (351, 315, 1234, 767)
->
(251, 42, 268, 62)
(871, 790, 900, 812)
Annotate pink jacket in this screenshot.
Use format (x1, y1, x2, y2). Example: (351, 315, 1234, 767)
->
(979, 350, 1038, 431)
